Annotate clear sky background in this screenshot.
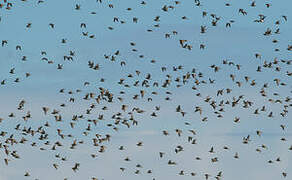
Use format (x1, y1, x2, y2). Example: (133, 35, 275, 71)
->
(0, 0, 291, 180)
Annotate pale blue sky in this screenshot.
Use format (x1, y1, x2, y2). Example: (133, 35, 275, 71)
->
(0, 0, 291, 180)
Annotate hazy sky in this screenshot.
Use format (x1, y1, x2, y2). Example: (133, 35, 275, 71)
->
(0, 0, 291, 180)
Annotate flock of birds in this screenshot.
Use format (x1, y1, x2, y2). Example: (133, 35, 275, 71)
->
(0, 0, 291, 180)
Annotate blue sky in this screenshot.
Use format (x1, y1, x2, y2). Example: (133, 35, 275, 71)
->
(0, 0, 291, 179)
